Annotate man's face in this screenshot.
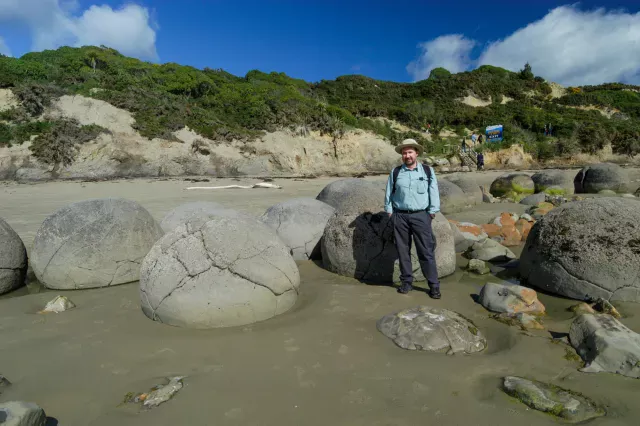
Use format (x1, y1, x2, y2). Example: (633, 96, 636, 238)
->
(402, 147, 417, 166)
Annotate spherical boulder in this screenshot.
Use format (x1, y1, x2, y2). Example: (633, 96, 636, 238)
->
(140, 216, 300, 328)
(574, 163, 628, 194)
(316, 178, 384, 211)
(438, 179, 468, 214)
(259, 198, 335, 260)
(445, 175, 483, 207)
(520, 198, 640, 302)
(490, 173, 534, 199)
(0, 218, 27, 295)
(31, 198, 164, 290)
(160, 201, 248, 233)
(531, 170, 574, 195)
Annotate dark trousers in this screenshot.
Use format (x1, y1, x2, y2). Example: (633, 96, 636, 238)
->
(393, 211, 440, 288)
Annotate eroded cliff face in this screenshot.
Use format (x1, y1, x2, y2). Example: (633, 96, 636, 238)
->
(0, 94, 400, 181)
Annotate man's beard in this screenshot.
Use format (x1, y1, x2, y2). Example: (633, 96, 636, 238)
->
(404, 158, 415, 166)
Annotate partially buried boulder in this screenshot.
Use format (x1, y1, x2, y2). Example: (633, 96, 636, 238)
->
(502, 376, 605, 423)
(444, 175, 483, 207)
(569, 313, 640, 379)
(464, 239, 516, 262)
(574, 162, 628, 194)
(139, 215, 299, 328)
(31, 198, 164, 290)
(531, 170, 574, 195)
(0, 218, 27, 295)
(315, 178, 384, 211)
(438, 179, 468, 214)
(519, 192, 546, 206)
(490, 173, 534, 199)
(377, 306, 487, 354)
(478, 282, 545, 314)
(520, 198, 640, 302)
(160, 201, 247, 233)
(259, 197, 335, 260)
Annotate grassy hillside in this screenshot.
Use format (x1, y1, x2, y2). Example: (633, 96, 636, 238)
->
(1, 46, 639, 166)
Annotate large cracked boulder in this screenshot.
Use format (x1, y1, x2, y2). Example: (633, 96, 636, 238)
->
(259, 197, 335, 260)
(160, 201, 247, 233)
(32, 198, 164, 290)
(377, 306, 487, 354)
(0, 401, 47, 426)
(569, 313, 640, 378)
(0, 218, 27, 295)
(139, 216, 300, 328)
(520, 198, 640, 302)
(315, 178, 384, 211)
(574, 162, 628, 193)
(531, 170, 574, 195)
(438, 179, 468, 214)
(490, 173, 534, 199)
(444, 175, 483, 207)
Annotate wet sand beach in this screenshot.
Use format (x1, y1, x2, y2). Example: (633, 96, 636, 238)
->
(1, 171, 640, 426)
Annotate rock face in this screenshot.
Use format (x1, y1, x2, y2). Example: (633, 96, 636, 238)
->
(160, 201, 246, 233)
(377, 306, 487, 354)
(139, 216, 299, 328)
(478, 282, 545, 314)
(490, 173, 535, 199)
(574, 162, 628, 193)
(0, 401, 47, 426)
(437, 179, 468, 214)
(392, 213, 456, 284)
(0, 218, 27, 295)
(520, 198, 640, 302)
(502, 376, 605, 423)
(464, 239, 516, 262)
(531, 170, 574, 195)
(31, 198, 163, 290)
(445, 175, 483, 207)
(259, 198, 335, 260)
(569, 313, 640, 378)
(315, 178, 384, 211)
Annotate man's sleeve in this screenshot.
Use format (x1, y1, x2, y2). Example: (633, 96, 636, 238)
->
(427, 167, 440, 214)
(384, 171, 394, 213)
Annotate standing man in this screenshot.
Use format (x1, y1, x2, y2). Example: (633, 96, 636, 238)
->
(384, 139, 442, 299)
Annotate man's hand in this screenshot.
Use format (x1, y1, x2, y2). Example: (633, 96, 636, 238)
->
(388, 212, 392, 217)
(430, 214, 436, 219)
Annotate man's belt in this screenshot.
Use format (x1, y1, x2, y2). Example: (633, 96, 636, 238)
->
(394, 209, 425, 214)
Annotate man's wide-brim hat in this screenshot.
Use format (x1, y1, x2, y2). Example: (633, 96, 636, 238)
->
(395, 138, 423, 155)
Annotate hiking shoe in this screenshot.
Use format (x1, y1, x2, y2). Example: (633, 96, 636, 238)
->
(397, 283, 413, 294)
(428, 287, 441, 299)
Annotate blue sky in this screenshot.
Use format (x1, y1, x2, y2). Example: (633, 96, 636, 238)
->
(1, 0, 639, 85)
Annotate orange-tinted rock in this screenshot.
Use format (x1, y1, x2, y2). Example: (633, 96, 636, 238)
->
(481, 224, 502, 238)
(496, 212, 517, 227)
(515, 219, 533, 241)
(500, 225, 522, 247)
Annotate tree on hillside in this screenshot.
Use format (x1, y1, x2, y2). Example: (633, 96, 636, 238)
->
(519, 63, 534, 81)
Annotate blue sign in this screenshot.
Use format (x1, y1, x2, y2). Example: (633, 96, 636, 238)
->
(486, 124, 503, 142)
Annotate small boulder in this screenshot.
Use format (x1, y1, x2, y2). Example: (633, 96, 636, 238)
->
(438, 179, 468, 214)
(574, 162, 628, 194)
(531, 170, 574, 195)
(490, 212, 519, 227)
(598, 189, 616, 196)
(569, 313, 640, 378)
(144, 376, 185, 408)
(0, 401, 47, 426)
(519, 192, 546, 206)
(568, 303, 596, 316)
(160, 201, 247, 233)
(464, 239, 516, 262)
(478, 282, 545, 314)
(0, 218, 27, 296)
(39, 295, 76, 314)
(31, 198, 164, 290)
(520, 213, 534, 222)
(377, 306, 487, 354)
(502, 376, 605, 423)
(526, 202, 554, 220)
(490, 173, 535, 199)
(259, 198, 335, 260)
(621, 193, 637, 198)
(449, 220, 487, 252)
(445, 175, 483, 207)
(467, 259, 490, 275)
(500, 225, 522, 247)
(592, 298, 621, 319)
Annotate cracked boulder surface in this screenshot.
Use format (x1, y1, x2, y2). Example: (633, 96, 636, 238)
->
(377, 306, 487, 354)
(160, 201, 251, 234)
(574, 162, 629, 194)
(520, 198, 640, 302)
(259, 197, 335, 261)
(139, 215, 300, 329)
(31, 198, 164, 290)
(0, 217, 27, 295)
(315, 178, 385, 213)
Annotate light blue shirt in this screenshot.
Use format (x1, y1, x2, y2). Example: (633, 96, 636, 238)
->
(384, 163, 440, 214)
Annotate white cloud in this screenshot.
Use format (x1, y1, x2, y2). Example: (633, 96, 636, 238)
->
(0, 0, 158, 60)
(407, 35, 475, 81)
(408, 5, 640, 85)
(0, 37, 11, 56)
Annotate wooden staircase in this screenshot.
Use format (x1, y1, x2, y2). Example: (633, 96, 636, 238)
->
(458, 146, 478, 169)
